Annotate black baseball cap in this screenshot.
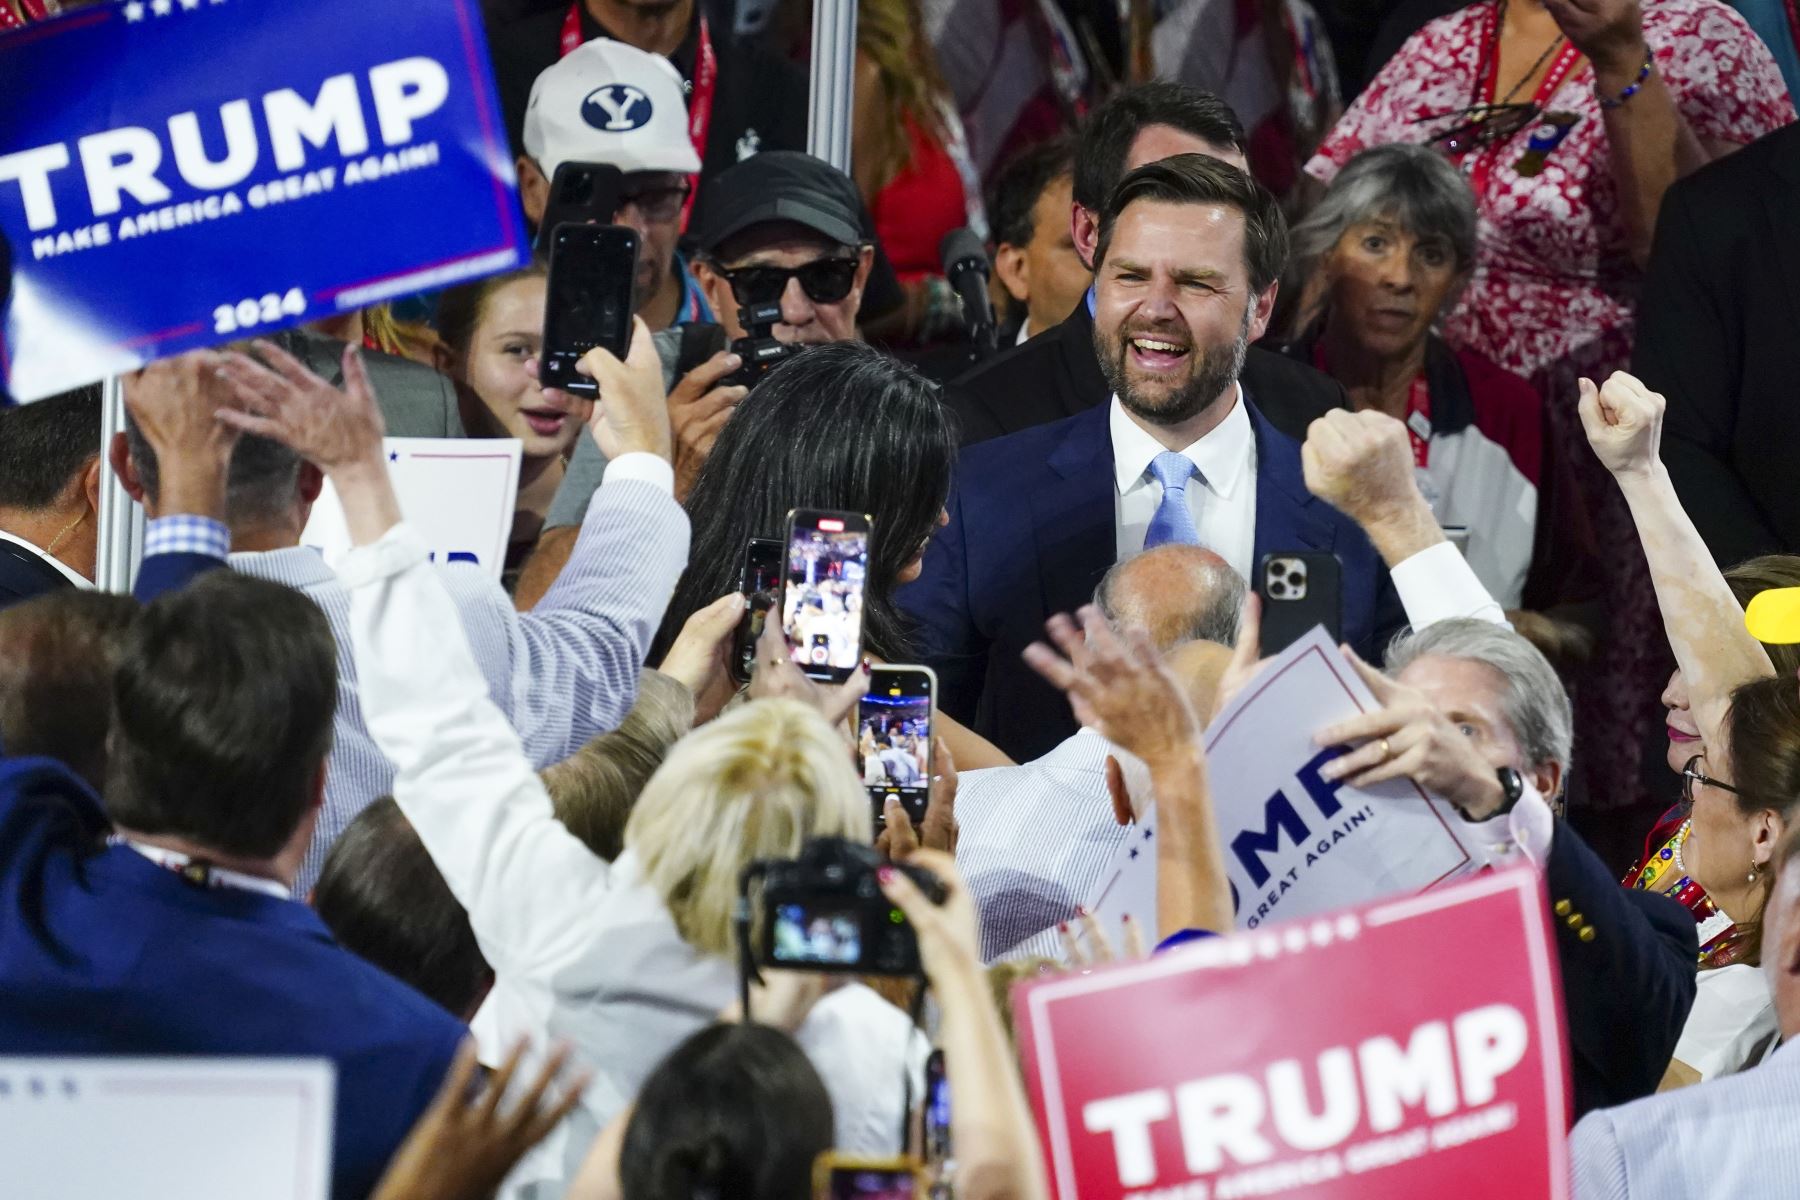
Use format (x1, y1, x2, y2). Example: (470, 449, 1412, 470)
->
(694, 151, 867, 253)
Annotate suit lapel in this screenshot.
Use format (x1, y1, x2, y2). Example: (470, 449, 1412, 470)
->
(1031, 405, 1116, 618)
(1057, 299, 1112, 420)
(1247, 400, 1335, 570)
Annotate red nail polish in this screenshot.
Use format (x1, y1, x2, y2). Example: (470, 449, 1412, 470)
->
(877, 866, 895, 883)
(1075, 905, 1088, 917)
(862, 659, 872, 675)
(1058, 921, 1070, 933)
(1121, 913, 1134, 924)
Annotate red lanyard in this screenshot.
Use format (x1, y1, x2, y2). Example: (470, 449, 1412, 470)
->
(1312, 344, 1434, 467)
(1460, 2, 1581, 199)
(560, 4, 716, 225)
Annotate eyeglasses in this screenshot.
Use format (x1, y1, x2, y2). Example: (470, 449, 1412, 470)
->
(616, 182, 691, 223)
(1682, 754, 1746, 805)
(1413, 102, 1540, 155)
(717, 257, 860, 307)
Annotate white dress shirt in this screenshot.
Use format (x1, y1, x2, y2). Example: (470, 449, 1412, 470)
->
(0, 528, 91, 589)
(341, 492, 920, 1196)
(1111, 388, 1258, 577)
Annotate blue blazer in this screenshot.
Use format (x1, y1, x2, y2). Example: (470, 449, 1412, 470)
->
(900, 399, 1404, 762)
(0, 755, 465, 1199)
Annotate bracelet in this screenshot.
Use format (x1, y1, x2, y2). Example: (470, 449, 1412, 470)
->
(1596, 53, 1654, 109)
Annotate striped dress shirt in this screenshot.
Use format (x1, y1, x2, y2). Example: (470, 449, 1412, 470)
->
(1571, 1036, 1800, 1199)
(229, 463, 689, 894)
(956, 728, 1133, 962)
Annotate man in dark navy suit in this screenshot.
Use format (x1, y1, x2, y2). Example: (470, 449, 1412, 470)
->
(904, 155, 1409, 762)
(0, 386, 103, 609)
(0, 565, 464, 1199)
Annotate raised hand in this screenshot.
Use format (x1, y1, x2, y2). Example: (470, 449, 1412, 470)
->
(1578, 371, 1664, 480)
(1314, 647, 1507, 819)
(121, 350, 243, 519)
(215, 339, 388, 476)
(876, 738, 959, 857)
(1301, 408, 1441, 564)
(576, 317, 673, 463)
(746, 598, 869, 726)
(370, 1039, 588, 1200)
(1542, 0, 1646, 75)
(1024, 604, 1201, 768)
(667, 350, 749, 500)
(656, 591, 747, 723)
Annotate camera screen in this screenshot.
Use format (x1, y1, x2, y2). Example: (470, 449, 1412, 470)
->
(771, 902, 863, 966)
(783, 523, 867, 675)
(828, 1169, 916, 1200)
(857, 691, 929, 792)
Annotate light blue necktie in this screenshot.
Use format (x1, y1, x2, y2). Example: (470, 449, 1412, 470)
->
(1143, 451, 1202, 549)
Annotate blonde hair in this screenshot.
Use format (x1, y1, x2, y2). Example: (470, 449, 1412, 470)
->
(624, 698, 870, 958)
(542, 670, 696, 862)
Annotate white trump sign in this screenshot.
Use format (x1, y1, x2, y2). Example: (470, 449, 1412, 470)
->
(302, 437, 521, 578)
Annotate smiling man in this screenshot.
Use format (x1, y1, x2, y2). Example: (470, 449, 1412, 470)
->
(901, 155, 1405, 762)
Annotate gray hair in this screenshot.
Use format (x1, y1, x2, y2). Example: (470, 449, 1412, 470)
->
(1385, 618, 1573, 775)
(542, 669, 695, 862)
(1288, 144, 1478, 306)
(125, 418, 303, 528)
(1094, 545, 1245, 650)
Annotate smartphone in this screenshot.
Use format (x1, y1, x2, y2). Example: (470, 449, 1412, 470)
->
(541, 223, 638, 398)
(922, 1050, 951, 1167)
(782, 509, 871, 683)
(813, 1155, 923, 1200)
(1255, 551, 1342, 658)
(859, 666, 935, 830)
(730, 537, 786, 685)
(533, 161, 623, 253)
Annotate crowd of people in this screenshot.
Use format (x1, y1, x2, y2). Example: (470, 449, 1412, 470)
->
(4, 0, 1800, 1195)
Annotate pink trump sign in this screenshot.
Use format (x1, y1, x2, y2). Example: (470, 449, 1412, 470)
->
(1015, 868, 1570, 1200)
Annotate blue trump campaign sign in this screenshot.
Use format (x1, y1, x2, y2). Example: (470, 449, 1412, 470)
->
(0, 0, 528, 402)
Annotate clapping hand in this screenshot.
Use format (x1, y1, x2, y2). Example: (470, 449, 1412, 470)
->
(370, 1039, 588, 1200)
(1578, 371, 1663, 480)
(1022, 605, 1201, 769)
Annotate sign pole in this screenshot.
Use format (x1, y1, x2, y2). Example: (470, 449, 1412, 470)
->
(95, 376, 144, 594)
(807, 0, 858, 172)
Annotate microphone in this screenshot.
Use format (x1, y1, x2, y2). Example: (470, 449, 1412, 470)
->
(939, 227, 997, 357)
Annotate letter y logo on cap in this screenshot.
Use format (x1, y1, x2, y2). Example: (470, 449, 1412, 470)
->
(582, 84, 652, 132)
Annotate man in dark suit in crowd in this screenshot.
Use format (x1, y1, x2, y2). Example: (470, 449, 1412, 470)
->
(0, 386, 102, 609)
(904, 155, 1404, 762)
(1633, 122, 1800, 565)
(945, 81, 1346, 447)
(0, 567, 465, 1200)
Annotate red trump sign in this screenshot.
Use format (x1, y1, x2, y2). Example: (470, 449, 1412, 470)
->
(1014, 869, 1569, 1200)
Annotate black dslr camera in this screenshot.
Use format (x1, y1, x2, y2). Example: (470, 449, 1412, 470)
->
(746, 837, 945, 977)
(724, 300, 803, 388)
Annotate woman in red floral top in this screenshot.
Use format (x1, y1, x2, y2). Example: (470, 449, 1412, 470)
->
(1307, 0, 1793, 811)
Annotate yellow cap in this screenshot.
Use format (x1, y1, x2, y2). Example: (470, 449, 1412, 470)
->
(1745, 587, 1800, 644)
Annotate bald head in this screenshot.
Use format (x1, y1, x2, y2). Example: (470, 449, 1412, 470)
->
(1095, 545, 1245, 652)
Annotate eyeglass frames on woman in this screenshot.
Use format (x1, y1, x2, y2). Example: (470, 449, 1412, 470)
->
(1412, 102, 1541, 155)
(718, 258, 860, 308)
(1681, 753, 1746, 805)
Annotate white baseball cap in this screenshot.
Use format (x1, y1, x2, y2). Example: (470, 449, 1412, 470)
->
(523, 38, 703, 179)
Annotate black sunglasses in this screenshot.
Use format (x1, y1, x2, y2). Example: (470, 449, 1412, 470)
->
(1413, 102, 1540, 155)
(717, 257, 860, 307)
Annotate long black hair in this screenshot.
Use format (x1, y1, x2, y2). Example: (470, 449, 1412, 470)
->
(655, 342, 956, 663)
(620, 1023, 834, 1200)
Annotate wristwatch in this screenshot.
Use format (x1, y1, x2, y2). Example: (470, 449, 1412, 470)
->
(1459, 765, 1525, 823)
